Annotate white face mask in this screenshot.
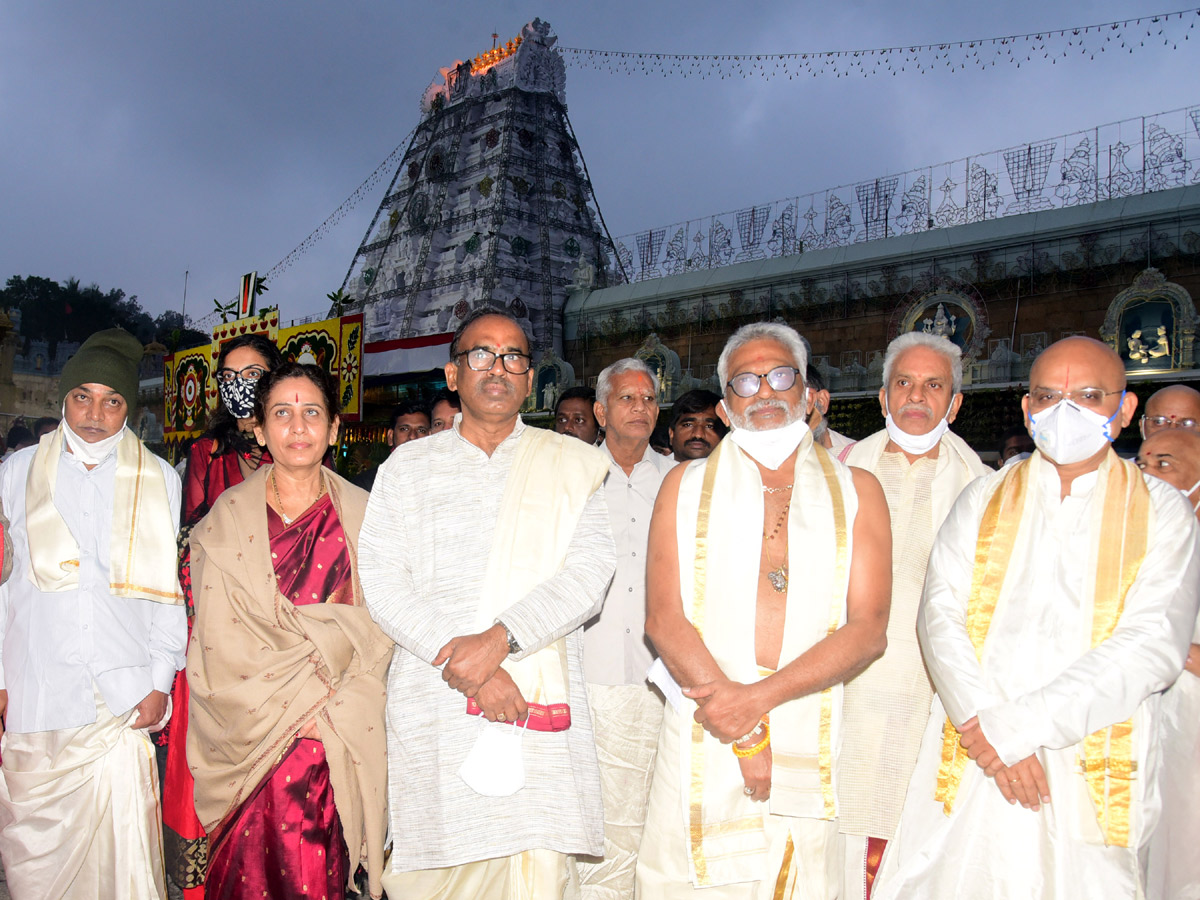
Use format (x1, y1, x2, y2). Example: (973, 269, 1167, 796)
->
(60, 414, 126, 466)
(722, 391, 810, 470)
(1028, 394, 1123, 465)
(458, 720, 526, 797)
(1183, 477, 1200, 514)
(884, 397, 950, 456)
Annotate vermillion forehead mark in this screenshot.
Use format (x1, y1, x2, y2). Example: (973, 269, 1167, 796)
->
(295, 393, 300, 402)
(1063, 365, 1070, 392)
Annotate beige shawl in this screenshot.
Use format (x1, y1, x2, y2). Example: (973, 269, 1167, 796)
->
(473, 426, 610, 704)
(186, 466, 393, 897)
(25, 426, 182, 603)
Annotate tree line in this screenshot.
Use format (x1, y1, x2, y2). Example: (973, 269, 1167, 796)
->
(1, 275, 210, 358)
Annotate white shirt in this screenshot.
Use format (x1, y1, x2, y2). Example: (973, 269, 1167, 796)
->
(583, 441, 674, 685)
(0, 443, 187, 733)
(359, 417, 616, 872)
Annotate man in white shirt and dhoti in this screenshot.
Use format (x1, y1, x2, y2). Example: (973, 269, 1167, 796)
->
(573, 358, 674, 900)
(360, 307, 617, 900)
(874, 336, 1200, 899)
(637, 321, 892, 900)
(0, 328, 186, 899)
(1135, 427, 1200, 900)
(838, 331, 990, 898)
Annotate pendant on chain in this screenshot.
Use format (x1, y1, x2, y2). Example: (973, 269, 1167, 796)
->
(767, 565, 788, 593)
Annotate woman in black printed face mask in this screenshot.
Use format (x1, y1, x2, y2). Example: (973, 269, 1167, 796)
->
(162, 332, 283, 900)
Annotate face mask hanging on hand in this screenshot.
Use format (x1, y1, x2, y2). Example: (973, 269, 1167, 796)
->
(458, 719, 527, 797)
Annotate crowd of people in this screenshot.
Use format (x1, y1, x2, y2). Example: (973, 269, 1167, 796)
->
(0, 313, 1195, 900)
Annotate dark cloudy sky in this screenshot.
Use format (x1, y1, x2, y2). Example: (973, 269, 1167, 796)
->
(3, 1, 1198, 325)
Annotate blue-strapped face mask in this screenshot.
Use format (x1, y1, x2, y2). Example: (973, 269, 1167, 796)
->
(1028, 391, 1125, 465)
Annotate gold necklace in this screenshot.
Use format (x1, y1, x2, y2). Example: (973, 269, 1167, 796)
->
(271, 469, 324, 525)
(763, 500, 790, 593)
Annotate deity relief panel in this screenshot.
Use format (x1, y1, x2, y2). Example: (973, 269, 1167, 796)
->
(1101, 267, 1199, 371)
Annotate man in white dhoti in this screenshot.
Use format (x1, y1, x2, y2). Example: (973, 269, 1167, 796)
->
(1136, 428, 1200, 900)
(874, 337, 1200, 900)
(0, 328, 186, 900)
(359, 307, 617, 900)
(637, 321, 892, 900)
(838, 332, 990, 898)
(573, 358, 674, 900)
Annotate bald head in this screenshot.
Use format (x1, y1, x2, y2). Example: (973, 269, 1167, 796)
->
(1023, 337, 1138, 462)
(1137, 429, 1200, 513)
(1028, 336, 1126, 392)
(1142, 383, 1200, 439)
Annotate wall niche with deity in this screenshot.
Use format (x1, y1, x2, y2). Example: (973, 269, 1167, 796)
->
(526, 350, 577, 412)
(634, 333, 683, 403)
(1101, 268, 1199, 372)
(886, 278, 991, 387)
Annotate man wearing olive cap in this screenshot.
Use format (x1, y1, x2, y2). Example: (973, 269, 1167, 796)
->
(0, 328, 186, 899)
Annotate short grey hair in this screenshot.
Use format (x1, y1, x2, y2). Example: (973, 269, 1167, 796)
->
(717, 322, 809, 390)
(882, 332, 963, 394)
(596, 358, 659, 408)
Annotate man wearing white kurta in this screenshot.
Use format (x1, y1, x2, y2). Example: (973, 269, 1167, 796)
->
(874, 337, 1200, 899)
(1135, 428, 1200, 900)
(0, 329, 186, 900)
(638, 322, 892, 900)
(574, 358, 674, 900)
(360, 309, 616, 900)
(838, 332, 990, 899)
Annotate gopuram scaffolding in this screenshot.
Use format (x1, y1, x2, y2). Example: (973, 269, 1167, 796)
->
(338, 19, 621, 359)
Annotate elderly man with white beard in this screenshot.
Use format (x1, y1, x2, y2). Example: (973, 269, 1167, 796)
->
(837, 331, 990, 898)
(636, 321, 892, 900)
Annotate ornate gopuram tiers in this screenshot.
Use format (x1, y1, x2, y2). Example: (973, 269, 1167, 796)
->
(338, 18, 619, 360)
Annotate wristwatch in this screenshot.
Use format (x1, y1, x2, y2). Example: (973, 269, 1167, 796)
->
(499, 622, 521, 655)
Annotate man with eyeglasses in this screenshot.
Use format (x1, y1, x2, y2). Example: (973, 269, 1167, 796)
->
(874, 336, 1200, 900)
(574, 359, 674, 900)
(1139, 382, 1200, 439)
(359, 307, 616, 899)
(637, 322, 892, 899)
(1135, 427, 1200, 900)
(837, 331, 990, 898)
(351, 399, 431, 490)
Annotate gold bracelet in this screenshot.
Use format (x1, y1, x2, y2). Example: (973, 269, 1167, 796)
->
(732, 722, 771, 759)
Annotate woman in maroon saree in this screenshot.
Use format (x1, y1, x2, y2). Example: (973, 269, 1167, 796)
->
(187, 364, 392, 900)
(162, 334, 282, 898)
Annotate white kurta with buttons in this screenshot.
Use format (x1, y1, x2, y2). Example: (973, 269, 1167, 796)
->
(0, 442, 186, 733)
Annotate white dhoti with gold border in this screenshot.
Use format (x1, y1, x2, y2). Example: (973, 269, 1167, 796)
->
(0, 688, 166, 900)
(637, 707, 839, 900)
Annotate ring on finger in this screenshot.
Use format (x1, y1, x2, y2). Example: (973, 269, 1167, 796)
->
(497, 713, 507, 722)
(743, 786, 754, 796)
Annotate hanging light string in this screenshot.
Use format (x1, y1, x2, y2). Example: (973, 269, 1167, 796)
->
(558, 7, 1199, 81)
(193, 125, 419, 331)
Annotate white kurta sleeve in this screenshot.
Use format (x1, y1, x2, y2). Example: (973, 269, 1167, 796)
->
(918, 477, 1001, 727)
(358, 456, 433, 662)
(499, 485, 616, 658)
(979, 482, 1200, 766)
